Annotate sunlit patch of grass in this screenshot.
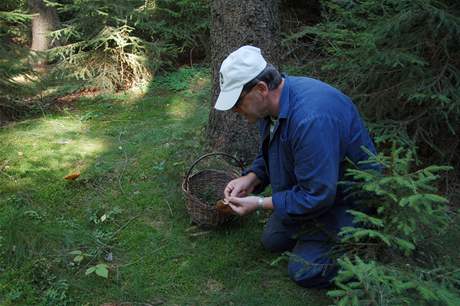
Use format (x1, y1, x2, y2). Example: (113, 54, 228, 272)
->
(165, 97, 199, 119)
(0, 117, 108, 184)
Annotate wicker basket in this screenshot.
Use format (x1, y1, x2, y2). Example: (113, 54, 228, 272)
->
(182, 152, 244, 227)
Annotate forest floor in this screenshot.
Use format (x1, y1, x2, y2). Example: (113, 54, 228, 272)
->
(0, 67, 332, 305)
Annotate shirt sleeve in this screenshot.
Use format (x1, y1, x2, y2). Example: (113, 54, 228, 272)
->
(243, 148, 270, 194)
(272, 115, 342, 221)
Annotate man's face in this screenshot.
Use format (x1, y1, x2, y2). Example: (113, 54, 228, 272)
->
(232, 82, 268, 123)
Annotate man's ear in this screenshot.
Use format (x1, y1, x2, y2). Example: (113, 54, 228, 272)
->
(255, 81, 269, 95)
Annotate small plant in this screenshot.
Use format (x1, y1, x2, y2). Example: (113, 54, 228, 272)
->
(89, 206, 122, 225)
(42, 279, 73, 306)
(327, 147, 459, 305)
(69, 250, 110, 279)
(68, 250, 90, 265)
(152, 66, 210, 92)
(85, 263, 109, 279)
(330, 256, 460, 306)
(67, 206, 122, 280)
(340, 148, 451, 256)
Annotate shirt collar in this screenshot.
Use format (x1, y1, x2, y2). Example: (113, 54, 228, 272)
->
(278, 74, 290, 119)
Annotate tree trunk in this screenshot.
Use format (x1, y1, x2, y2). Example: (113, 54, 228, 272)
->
(207, 0, 280, 162)
(29, 0, 59, 70)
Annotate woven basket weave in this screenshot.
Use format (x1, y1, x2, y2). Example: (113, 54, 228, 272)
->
(182, 152, 244, 227)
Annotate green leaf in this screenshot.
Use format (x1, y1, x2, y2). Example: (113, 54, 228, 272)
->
(74, 255, 84, 263)
(85, 264, 109, 278)
(393, 238, 415, 254)
(95, 264, 109, 278)
(338, 295, 350, 306)
(327, 289, 345, 298)
(85, 266, 96, 275)
(423, 193, 449, 204)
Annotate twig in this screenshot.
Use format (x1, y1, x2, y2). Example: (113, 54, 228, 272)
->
(189, 47, 194, 67)
(118, 244, 167, 269)
(117, 255, 146, 268)
(117, 130, 128, 194)
(188, 231, 211, 237)
(108, 215, 140, 241)
(185, 225, 199, 232)
(165, 200, 173, 216)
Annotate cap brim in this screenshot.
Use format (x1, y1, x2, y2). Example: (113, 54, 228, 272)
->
(214, 87, 243, 111)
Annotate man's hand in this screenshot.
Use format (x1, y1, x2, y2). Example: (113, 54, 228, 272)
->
(226, 196, 259, 216)
(224, 172, 260, 198)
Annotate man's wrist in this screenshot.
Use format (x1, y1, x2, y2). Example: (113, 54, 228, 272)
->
(246, 172, 261, 190)
(257, 197, 264, 210)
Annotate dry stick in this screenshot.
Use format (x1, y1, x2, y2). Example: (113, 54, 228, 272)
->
(189, 47, 194, 67)
(165, 200, 173, 216)
(108, 215, 140, 240)
(118, 130, 129, 194)
(119, 302, 155, 306)
(188, 230, 211, 237)
(118, 244, 168, 268)
(119, 150, 128, 194)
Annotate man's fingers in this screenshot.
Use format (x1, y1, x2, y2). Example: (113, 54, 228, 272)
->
(237, 189, 247, 197)
(229, 186, 238, 197)
(224, 184, 234, 198)
(228, 203, 243, 216)
(228, 196, 241, 205)
(226, 197, 239, 207)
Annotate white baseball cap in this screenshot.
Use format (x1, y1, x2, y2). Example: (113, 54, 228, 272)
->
(214, 45, 267, 111)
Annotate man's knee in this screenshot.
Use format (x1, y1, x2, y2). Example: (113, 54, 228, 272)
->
(261, 230, 295, 253)
(261, 214, 296, 252)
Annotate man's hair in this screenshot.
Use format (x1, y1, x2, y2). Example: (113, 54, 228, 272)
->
(242, 64, 282, 93)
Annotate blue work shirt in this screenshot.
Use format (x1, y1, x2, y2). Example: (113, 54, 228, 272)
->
(248, 76, 378, 224)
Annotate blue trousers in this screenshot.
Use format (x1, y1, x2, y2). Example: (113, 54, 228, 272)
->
(261, 204, 354, 288)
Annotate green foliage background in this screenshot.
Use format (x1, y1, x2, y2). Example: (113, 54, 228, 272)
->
(284, 0, 460, 165)
(0, 1, 36, 119)
(0, 0, 210, 117)
(47, 0, 210, 90)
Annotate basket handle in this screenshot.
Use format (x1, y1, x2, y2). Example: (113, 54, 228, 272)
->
(185, 152, 245, 185)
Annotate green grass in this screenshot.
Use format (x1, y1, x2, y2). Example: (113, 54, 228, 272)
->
(0, 67, 330, 305)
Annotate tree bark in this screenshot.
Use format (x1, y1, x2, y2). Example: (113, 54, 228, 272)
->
(207, 0, 280, 162)
(29, 0, 59, 70)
